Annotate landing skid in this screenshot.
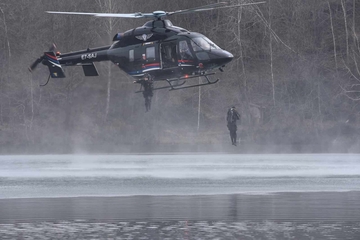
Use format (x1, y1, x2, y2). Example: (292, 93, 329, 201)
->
(135, 72, 219, 93)
(135, 79, 185, 93)
(169, 73, 219, 91)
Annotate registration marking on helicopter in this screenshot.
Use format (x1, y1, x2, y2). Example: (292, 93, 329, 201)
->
(81, 53, 97, 60)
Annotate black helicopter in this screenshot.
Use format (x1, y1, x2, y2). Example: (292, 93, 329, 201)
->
(29, 2, 264, 111)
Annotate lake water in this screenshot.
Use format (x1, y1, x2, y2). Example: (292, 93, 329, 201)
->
(0, 154, 359, 239)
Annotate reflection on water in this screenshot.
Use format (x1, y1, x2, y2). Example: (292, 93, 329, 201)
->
(1, 192, 360, 222)
(1, 154, 360, 239)
(1, 220, 359, 240)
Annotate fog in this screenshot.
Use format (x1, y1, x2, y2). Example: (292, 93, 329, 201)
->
(1, 154, 360, 179)
(0, 0, 359, 154)
(1, 154, 360, 199)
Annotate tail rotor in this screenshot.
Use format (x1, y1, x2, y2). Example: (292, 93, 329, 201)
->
(28, 43, 65, 80)
(28, 57, 43, 72)
(28, 43, 57, 72)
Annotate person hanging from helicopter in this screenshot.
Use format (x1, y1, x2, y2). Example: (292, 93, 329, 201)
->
(143, 76, 153, 112)
(227, 106, 241, 146)
(134, 74, 154, 112)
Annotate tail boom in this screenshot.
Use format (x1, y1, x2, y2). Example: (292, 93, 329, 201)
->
(29, 46, 110, 78)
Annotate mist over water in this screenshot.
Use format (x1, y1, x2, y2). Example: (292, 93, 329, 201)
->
(1, 154, 360, 178)
(1, 154, 360, 198)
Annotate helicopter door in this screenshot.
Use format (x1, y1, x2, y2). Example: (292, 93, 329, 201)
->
(161, 41, 178, 69)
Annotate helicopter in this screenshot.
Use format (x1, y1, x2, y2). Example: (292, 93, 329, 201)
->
(29, 1, 265, 111)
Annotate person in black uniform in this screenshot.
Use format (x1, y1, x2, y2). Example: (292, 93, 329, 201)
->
(227, 106, 241, 146)
(142, 77, 153, 112)
(134, 74, 154, 112)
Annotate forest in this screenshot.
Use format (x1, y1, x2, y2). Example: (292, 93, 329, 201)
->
(0, 0, 359, 154)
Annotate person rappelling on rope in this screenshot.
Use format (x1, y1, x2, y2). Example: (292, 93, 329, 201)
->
(134, 74, 154, 112)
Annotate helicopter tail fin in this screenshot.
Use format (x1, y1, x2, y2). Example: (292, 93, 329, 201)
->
(43, 52, 66, 78)
(29, 44, 65, 78)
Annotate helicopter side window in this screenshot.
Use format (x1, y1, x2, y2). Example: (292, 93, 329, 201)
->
(179, 40, 193, 60)
(146, 47, 155, 60)
(163, 45, 176, 62)
(161, 42, 177, 68)
(129, 50, 134, 62)
(165, 46, 173, 61)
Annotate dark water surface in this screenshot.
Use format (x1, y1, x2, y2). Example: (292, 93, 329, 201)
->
(1, 154, 360, 239)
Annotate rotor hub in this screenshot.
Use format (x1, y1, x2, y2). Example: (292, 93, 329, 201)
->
(152, 11, 166, 19)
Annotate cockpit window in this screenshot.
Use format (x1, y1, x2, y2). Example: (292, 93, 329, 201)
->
(179, 40, 193, 60)
(190, 37, 220, 52)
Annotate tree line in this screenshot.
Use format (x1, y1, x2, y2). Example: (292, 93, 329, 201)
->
(0, 0, 359, 154)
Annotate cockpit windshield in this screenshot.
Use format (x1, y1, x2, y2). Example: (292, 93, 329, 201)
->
(190, 37, 220, 52)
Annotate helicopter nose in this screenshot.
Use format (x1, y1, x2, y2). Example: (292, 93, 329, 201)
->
(220, 50, 234, 64)
(212, 50, 233, 66)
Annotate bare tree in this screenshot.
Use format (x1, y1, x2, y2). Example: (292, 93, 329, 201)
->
(341, 0, 350, 58)
(0, 6, 11, 58)
(328, 1, 338, 72)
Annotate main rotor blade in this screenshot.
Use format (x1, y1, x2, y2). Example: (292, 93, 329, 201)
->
(47, 1, 266, 19)
(46, 11, 152, 18)
(209, 1, 267, 10)
(95, 13, 155, 18)
(46, 3, 229, 19)
(168, 1, 266, 16)
(167, 2, 228, 16)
